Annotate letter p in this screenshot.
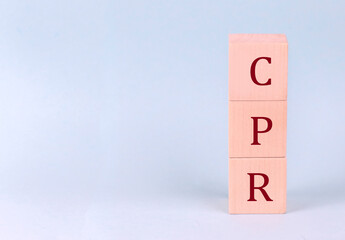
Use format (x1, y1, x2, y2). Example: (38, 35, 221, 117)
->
(251, 117, 272, 145)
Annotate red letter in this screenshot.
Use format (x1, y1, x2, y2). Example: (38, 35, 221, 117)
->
(247, 173, 273, 201)
(251, 117, 272, 145)
(250, 57, 271, 85)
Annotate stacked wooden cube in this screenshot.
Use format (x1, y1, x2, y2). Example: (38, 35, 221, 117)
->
(228, 34, 288, 214)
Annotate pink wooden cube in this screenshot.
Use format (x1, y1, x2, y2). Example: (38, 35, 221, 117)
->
(229, 157, 286, 214)
(229, 34, 288, 101)
(229, 100, 287, 158)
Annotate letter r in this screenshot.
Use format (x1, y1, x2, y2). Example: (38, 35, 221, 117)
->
(247, 173, 273, 201)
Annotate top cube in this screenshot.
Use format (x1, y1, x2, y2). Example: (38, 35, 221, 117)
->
(229, 34, 288, 100)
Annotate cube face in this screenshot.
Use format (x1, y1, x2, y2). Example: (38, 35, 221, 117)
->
(229, 101, 287, 158)
(229, 158, 286, 214)
(229, 34, 288, 100)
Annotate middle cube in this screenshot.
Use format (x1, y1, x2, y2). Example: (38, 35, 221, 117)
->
(229, 101, 287, 157)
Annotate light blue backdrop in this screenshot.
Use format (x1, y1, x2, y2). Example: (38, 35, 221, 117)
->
(0, 0, 344, 239)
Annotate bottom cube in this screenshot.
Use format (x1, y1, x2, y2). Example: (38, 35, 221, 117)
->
(229, 157, 286, 214)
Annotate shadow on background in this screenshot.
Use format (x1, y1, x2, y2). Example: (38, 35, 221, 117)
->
(180, 180, 345, 214)
(288, 182, 345, 213)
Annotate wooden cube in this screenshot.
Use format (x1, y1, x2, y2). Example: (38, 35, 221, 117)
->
(229, 34, 288, 101)
(229, 100, 287, 157)
(228, 157, 286, 214)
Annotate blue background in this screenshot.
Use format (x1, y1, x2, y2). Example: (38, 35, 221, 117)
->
(0, 0, 344, 239)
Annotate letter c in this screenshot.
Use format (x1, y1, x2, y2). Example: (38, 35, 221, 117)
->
(250, 57, 272, 86)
